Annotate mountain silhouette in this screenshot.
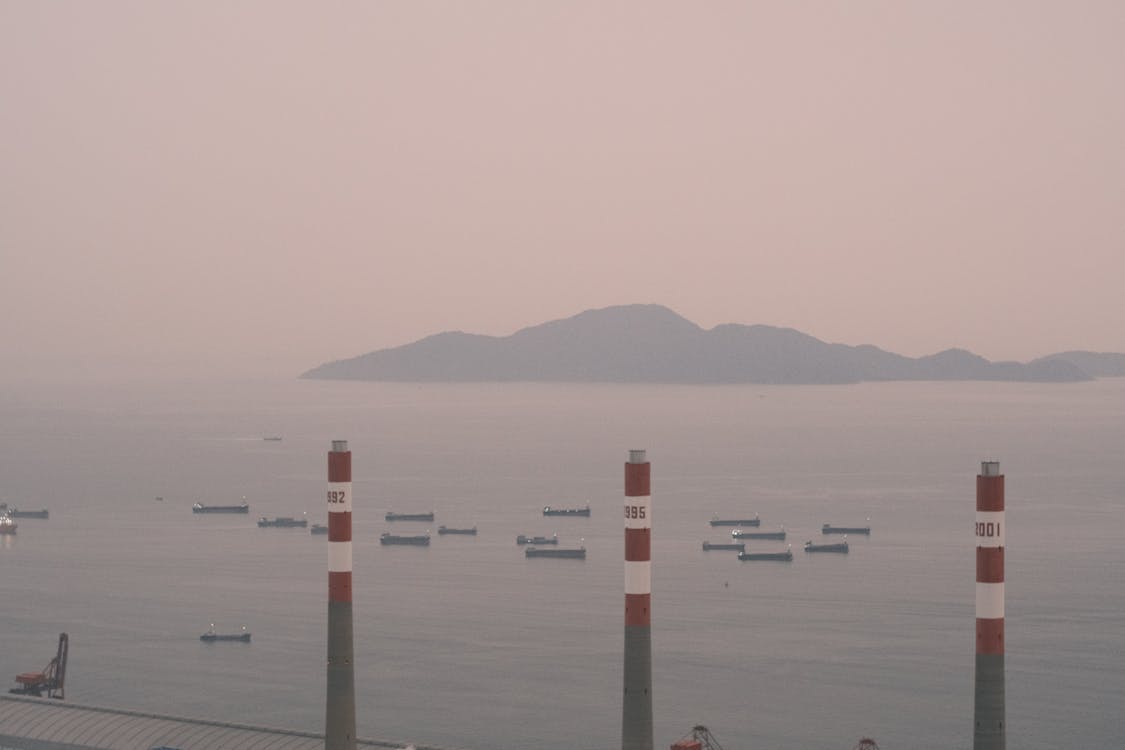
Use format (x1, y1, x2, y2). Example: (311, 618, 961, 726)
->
(301, 304, 1098, 384)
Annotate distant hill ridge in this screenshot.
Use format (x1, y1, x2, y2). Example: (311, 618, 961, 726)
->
(301, 304, 1124, 384)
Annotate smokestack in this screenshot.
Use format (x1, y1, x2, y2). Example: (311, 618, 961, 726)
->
(326, 440, 356, 750)
(974, 460, 1005, 750)
(622, 449, 653, 750)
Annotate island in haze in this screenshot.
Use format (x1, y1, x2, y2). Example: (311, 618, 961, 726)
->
(301, 304, 1125, 385)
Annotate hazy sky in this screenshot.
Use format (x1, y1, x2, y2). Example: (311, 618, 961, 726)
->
(3, 2, 1124, 382)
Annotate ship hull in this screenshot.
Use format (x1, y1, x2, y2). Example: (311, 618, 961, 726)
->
(380, 535, 431, 546)
(543, 506, 590, 517)
(200, 633, 251, 642)
(516, 535, 558, 545)
(257, 517, 308, 527)
(738, 551, 792, 561)
(805, 543, 849, 553)
(8, 509, 49, 519)
(525, 547, 586, 558)
(385, 513, 434, 522)
(193, 505, 249, 514)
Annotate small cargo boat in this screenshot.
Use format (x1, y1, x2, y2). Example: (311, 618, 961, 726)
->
(193, 501, 249, 514)
(732, 527, 786, 540)
(526, 546, 586, 559)
(543, 505, 590, 517)
(738, 546, 793, 562)
(380, 532, 431, 546)
(805, 539, 849, 553)
(385, 511, 435, 522)
(200, 625, 250, 642)
(516, 534, 558, 545)
(257, 516, 308, 528)
(8, 508, 48, 519)
(822, 521, 870, 535)
(702, 541, 745, 552)
(710, 514, 760, 527)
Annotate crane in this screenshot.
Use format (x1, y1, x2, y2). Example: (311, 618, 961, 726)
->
(10, 633, 68, 699)
(670, 725, 726, 750)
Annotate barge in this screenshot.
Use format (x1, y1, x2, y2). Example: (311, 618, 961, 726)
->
(738, 546, 793, 562)
(516, 534, 558, 545)
(525, 546, 586, 559)
(702, 541, 745, 552)
(385, 511, 435, 522)
(7, 508, 48, 519)
(200, 625, 250, 642)
(193, 501, 249, 514)
(732, 528, 786, 540)
(710, 514, 760, 527)
(257, 516, 308, 528)
(543, 505, 590, 517)
(822, 522, 870, 535)
(380, 532, 431, 546)
(805, 540, 849, 553)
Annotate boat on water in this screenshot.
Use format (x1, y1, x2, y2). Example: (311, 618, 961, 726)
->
(262, 436, 283, 442)
(732, 527, 786, 540)
(310, 524, 329, 535)
(516, 534, 558, 545)
(192, 501, 249, 514)
(257, 516, 308, 528)
(805, 539, 849, 553)
(822, 521, 870, 535)
(542, 504, 590, 517)
(738, 546, 793, 562)
(380, 532, 431, 546)
(200, 625, 250, 642)
(702, 541, 745, 551)
(0, 515, 16, 535)
(7, 508, 49, 519)
(710, 514, 760, 527)
(385, 511, 435, 522)
(526, 546, 586, 559)
(437, 526, 477, 535)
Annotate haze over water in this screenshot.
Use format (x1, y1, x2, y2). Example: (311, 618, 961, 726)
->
(1, 377, 1122, 749)
(4, 4, 1125, 383)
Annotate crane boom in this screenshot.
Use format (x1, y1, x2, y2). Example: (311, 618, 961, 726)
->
(10, 633, 68, 699)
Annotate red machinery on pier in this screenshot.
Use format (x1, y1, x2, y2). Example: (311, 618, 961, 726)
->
(11, 633, 68, 699)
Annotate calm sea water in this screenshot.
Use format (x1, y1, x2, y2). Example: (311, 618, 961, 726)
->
(1, 378, 1123, 750)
